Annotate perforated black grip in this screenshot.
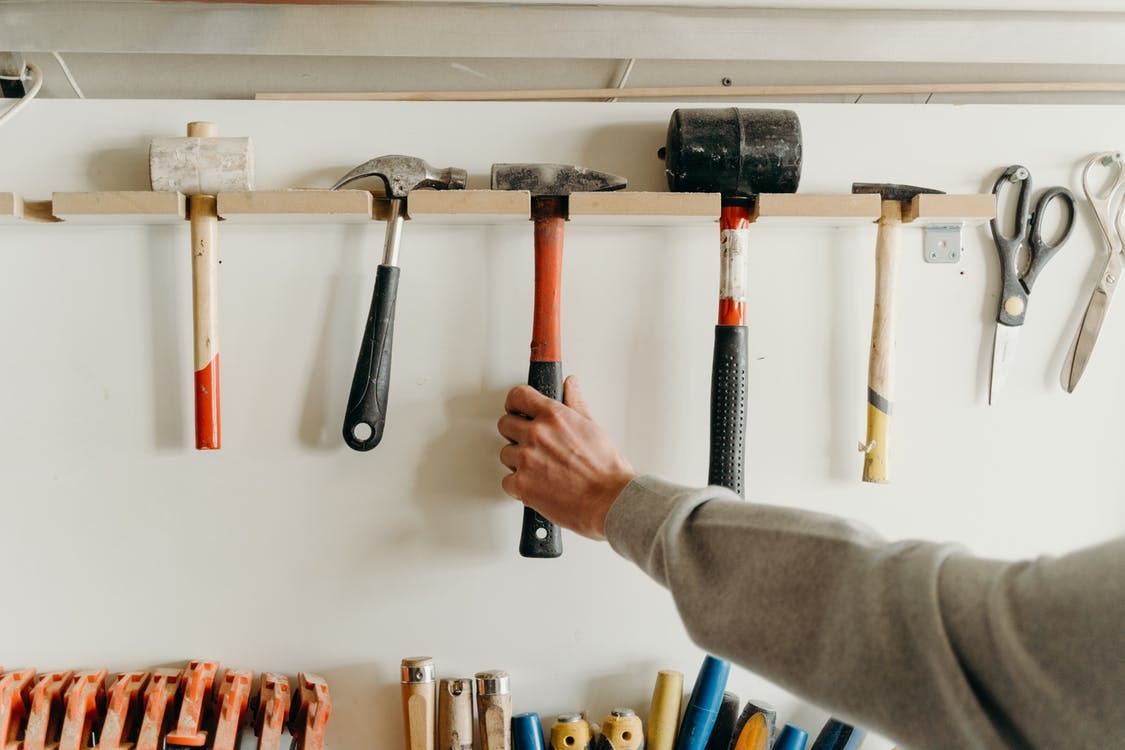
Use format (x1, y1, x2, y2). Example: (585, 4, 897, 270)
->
(342, 264, 399, 451)
(520, 360, 564, 558)
(708, 325, 748, 497)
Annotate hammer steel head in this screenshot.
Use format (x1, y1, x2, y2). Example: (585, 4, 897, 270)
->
(331, 155, 468, 198)
(490, 163, 627, 196)
(852, 182, 944, 209)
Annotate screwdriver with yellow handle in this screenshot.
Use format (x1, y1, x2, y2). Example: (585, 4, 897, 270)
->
(550, 714, 593, 750)
(646, 670, 682, 750)
(594, 709, 643, 750)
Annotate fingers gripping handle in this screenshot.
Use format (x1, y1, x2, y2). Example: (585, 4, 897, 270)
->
(520, 361, 564, 558)
(343, 265, 400, 451)
(708, 325, 748, 497)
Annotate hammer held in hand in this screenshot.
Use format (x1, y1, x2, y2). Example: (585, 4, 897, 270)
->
(663, 107, 802, 498)
(150, 122, 254, 450)
(491, 162, 627, 559)
(332, 156, 467, 451)
(851, 182, 943, 484)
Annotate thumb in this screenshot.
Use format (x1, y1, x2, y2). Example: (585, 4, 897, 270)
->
(563, 376, 592, 418)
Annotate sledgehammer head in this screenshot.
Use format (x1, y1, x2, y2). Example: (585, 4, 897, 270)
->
(663, 108, 802, 197)
(491, 163, 627, 196)
(852, 182, 944, 211)
(149, 122, 254, 194)
(331, 155, 468, 198)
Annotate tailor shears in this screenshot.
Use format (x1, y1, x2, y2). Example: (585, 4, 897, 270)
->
(1068, 152, 1125, 391)
(989, 165, 1077, 404)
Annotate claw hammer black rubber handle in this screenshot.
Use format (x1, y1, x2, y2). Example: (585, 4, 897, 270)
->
(343, 199, 405, 451)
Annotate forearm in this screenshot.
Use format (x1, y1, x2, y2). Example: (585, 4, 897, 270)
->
(604, 476, 1125, 750)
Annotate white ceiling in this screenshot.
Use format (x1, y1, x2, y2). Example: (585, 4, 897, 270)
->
(3, 1, 1125, 104)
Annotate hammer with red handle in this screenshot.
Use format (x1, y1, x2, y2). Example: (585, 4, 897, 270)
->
(332, 156, 467, 451)
(150, 122, 254, 450)
(491, 163, 627, 558)
(663, 108, 802, 497)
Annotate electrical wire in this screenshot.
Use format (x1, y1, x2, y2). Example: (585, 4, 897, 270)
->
(0, 61, 43, 129)
(51, 52, 85, 98)
(607, 58, 636, 103)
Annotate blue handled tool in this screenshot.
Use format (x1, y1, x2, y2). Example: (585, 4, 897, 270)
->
(773, 724, 809, 750)
(810, 718, 865, 750)
(513, 712, 546, 750)
(672, 656, 730, 750)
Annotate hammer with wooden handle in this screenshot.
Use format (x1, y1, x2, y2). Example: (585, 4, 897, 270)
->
(150, 122, 254, 450)
(851, 183, 943, 483)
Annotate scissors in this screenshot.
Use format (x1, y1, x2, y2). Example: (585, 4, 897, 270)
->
(989, 164, 1077, 404)
(1067, 152, 1125, 391)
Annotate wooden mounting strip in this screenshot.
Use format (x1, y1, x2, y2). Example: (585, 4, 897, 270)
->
(905, 193, 996, 224)
(0, 193, 23, 223)
(407, 189, 530, 223)
(569, 192, 718, 225)
(52, 191, 186, 224)
(217, 189, 373, 223)
(756, 194, 882, 225)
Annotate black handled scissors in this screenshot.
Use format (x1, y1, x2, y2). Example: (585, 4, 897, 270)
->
(988, 164, 1076, 404)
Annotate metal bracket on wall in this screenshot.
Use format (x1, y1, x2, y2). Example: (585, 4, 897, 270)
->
(923, 224, 963, 263)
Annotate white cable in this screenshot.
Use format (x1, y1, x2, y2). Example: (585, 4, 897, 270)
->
(51, 52, 84, 98)
(607, 58, 636, 103)
(0, 61, 43, 129)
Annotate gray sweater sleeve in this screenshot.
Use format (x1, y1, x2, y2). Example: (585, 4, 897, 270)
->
(604, 475, 1125, 750)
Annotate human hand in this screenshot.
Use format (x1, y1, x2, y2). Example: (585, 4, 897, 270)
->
(497, 376, 636, 540)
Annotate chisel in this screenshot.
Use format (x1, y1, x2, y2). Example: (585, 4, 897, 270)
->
(594, 708, 643, 750)
(673, 656, 730, 750)
(646, 670, 682, 750)
(809, 718, 865, 750)
(474, 671, 511, 750)
(437, 679, 473, 750)
(730, 700, 776, 750)
(773, 725, 809, 750)
(401, 657, 436, 750)
(513, 712, 546, 750)
(550, 713, 593, 750)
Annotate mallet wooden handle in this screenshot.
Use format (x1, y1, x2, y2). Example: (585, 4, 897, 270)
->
(187, 121, 221, 450)
(474, 671, 511, 750)
(863, 202, 900, 483)
(401, 658, 436, 750)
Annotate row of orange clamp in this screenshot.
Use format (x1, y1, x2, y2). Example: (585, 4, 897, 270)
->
(0, 660, 330, 750)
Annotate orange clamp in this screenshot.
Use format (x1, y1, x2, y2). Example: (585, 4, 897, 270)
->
(164, 661, 218, 748)
(24, 671, 74, 750)
(251, 674, 290, 750)
(135, 669, 182, 750)
(210, 670, 253, 750)
(57, 669, 107, 750)
(0, 669, 36, 750)
(96, 672, 149, 750)
(288, 673, 330, 750)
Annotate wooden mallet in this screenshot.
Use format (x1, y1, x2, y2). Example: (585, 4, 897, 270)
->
(150, 122, 254, 450)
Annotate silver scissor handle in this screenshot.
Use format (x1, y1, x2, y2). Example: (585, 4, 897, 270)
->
(1082, 151, 1125, 253)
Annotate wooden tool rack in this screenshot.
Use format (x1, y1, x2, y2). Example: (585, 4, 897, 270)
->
(2, 189, 995, 227)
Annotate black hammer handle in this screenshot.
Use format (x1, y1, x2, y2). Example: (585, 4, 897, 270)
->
(520, 360, 564, 558)
(342, 264, 400, 451)
(708, 325, 748, 497)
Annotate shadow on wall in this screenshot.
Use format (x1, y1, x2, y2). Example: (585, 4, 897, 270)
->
(145, 225, 188, 451)
(87, 141, 153, 190)
(411, 387, 513, 559)
(578, 121, 669, 192)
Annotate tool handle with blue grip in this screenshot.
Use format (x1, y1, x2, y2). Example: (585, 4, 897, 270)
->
(773, 725, 809, 750)
(513, 713, 546, 750)
(673, 656, 730, 750)
(342, 264, 399, 450)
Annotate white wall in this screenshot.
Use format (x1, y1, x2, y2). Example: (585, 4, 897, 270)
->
(1, 100, 1123, 749)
